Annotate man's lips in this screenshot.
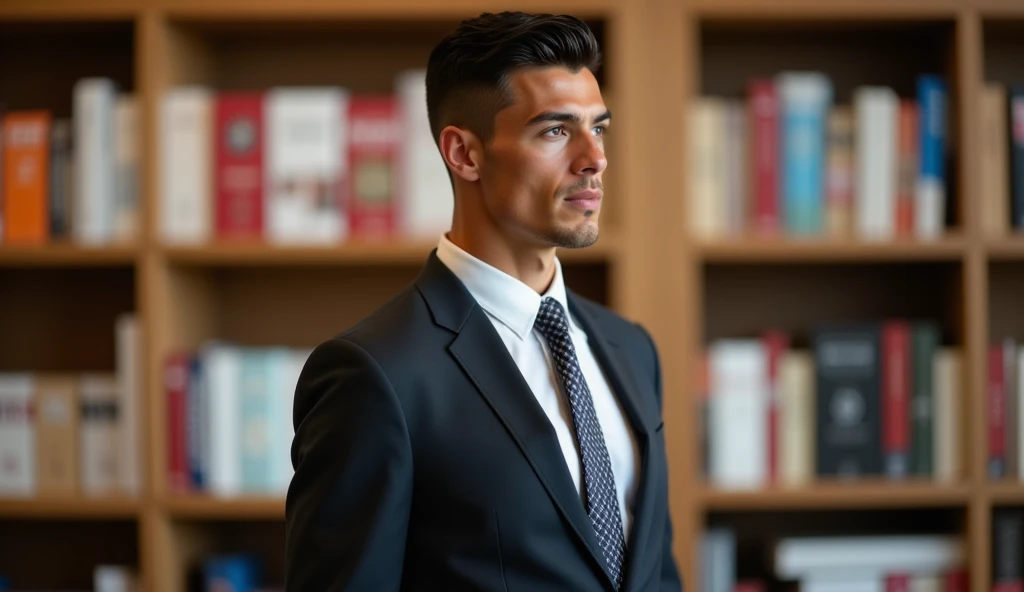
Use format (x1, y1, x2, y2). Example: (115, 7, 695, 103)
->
(565, 189, 602, 210)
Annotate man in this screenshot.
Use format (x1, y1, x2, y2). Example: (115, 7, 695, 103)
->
(285, 11, 682, 592)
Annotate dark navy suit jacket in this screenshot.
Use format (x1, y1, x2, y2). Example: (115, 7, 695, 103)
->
(285, 251, 683, 592)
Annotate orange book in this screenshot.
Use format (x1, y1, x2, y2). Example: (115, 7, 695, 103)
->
(2, 111, 50, 243)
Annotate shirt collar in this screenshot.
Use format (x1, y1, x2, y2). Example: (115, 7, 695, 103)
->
(435, 233, 570, 341)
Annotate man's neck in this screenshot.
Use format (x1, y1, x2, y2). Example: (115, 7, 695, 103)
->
(446, 229, 557, 295)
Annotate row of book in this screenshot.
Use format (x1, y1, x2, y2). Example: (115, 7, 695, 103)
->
(979, 82, 1024, 237)
(0, 79, 138, 245)
(0, 315, 140, 497)
(160, 69, 452, 246)
(986, 338, 1024, 480)
(164, 344, 309, 497)
(703, 529, 967, 592)
(0, 566, 137, 592)
(701, 322, 962, 490)
(689, 72, 948, 241)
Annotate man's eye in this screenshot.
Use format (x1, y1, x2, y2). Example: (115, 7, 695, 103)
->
(593, 125, 606, 136)
(544, 126, 565, 137)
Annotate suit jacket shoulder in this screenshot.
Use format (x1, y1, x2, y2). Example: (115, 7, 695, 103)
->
(568, 291, 662, 404)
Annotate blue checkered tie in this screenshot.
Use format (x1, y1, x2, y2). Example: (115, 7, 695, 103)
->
(534, 297, 626, 589)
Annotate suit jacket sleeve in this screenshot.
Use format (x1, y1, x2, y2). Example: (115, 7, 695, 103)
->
(285, 337, 413, 591)
(638, 324, 684, 592)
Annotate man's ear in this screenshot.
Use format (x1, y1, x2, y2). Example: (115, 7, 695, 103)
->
(438, 125, 482, 183)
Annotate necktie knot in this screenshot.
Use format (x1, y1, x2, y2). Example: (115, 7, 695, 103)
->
(535, 297, 570, 341)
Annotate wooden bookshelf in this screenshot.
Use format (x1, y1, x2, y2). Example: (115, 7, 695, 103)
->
(695, 235, 968, 263)
(699, 481, 973, 511)
(0, 497, 142, 519)
(0, 0, 1022, 591)
(0, 244, 139, 267)
(162, 496, 284, 520)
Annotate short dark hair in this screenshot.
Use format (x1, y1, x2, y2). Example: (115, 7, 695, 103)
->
(425, 11, 602, 145)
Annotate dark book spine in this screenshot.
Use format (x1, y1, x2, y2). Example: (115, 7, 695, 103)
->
(911, 323, 938, 476)
(1009, 86, 1024, 230)
(814, 324, 883, 478)
(993, 509, 1024, 592)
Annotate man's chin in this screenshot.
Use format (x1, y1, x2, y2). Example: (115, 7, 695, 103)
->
(549, 224, 600, 249)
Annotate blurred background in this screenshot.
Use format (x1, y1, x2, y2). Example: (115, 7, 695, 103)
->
(0, 0, 1022, 590)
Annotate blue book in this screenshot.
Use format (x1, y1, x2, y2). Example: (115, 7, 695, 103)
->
(205, 553, 262, 592)
(916, 74, 947, 237)
(778, 72, 832, 236)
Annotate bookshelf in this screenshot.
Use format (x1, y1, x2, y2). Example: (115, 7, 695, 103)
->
(2, 0, 1024, 590)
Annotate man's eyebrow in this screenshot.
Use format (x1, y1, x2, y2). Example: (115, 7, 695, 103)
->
(526, 109, 612, 126)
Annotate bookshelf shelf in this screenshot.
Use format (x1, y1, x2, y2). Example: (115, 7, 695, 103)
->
(686, 0, 960, 19)
(695, 235, 967, 263)
(162, 495, 284, 520)
(0, 244, 139, 267)
(699, 481, 973, 511)
(0, 497, 142, 519)
(986, 482, 1024, 504)
(985, 236, 1024, 259)
(160, 237, 620, 267)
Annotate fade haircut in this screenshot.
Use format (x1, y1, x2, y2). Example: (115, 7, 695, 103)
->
(425, 11, 602, 146)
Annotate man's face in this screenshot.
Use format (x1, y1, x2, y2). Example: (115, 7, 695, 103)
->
(478, 65, 609, 249)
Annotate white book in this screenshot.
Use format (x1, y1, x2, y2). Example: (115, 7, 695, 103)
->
(203, 344, 242, 497)
(723, 101, 748, 236)
(800, 577, 884, 592)
(73, 77, 118, 245)
(160, 86, 213, 244)
(395, 69, 454, 239)
(80, 374, 121, 496)
(0, 374, 35, 497)
(778, 350, 814, 486)
(934, 348, 961, 482)
(709, 339, 768, 489)
(263, 347, 302, 494)
(909, 575, 942, 592)
(688, 98, 726, 239)
(114, 95, 139, 243)
(266, 87, 348, 244)
(94, 565, 137, 592)
(854, 86, 898, 241)
(701, 528, 736, 592)
(116, 313, 141, 495)
(775, 535, 964, 579)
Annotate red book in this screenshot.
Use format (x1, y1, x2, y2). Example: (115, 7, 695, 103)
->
(732, 581, 765, 592)
(944, 569, 967, 592)
(347, 95, 399, 239)
(762, 330, 788, 485)
(215, 92, 264, 241)
(164, 352, 190, 493)
(748, 79, 779, 236)
(884, 574, 910, 592)
(991, 343, 1008, 479)
(883, 321, 911, 478)
(896, 101, 919, 237)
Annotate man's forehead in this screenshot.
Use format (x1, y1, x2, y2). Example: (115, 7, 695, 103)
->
(504, 66, 605, 114)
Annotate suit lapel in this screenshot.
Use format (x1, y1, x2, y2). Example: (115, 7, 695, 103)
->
(567, 292, 659, 592)
(415, 252, 616, 589)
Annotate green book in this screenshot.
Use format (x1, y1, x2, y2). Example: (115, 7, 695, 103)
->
(911, 323, 939, 476)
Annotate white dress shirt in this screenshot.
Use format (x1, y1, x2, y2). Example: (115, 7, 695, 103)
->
(436, 235, 640, 544)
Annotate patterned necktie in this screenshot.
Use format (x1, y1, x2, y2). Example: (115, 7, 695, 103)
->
(534, 296, 626, 589)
